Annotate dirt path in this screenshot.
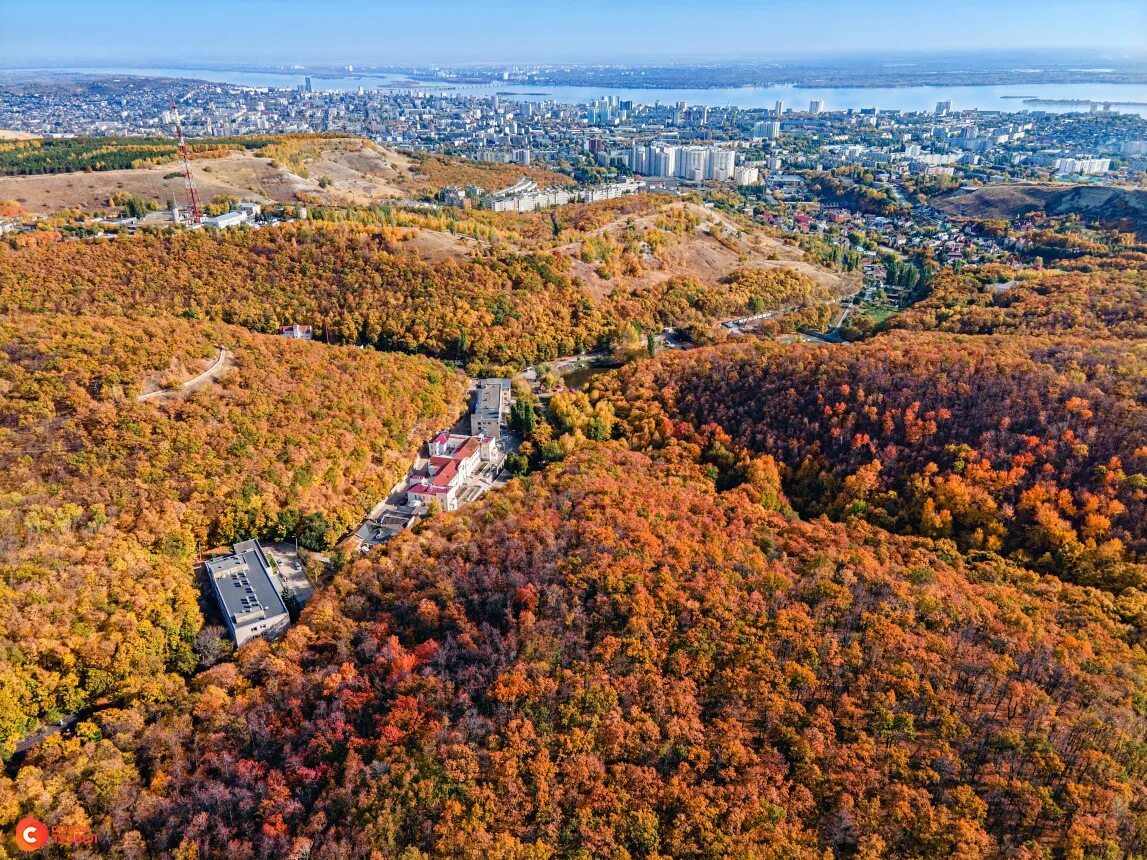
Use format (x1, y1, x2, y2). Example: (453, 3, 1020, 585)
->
(137, 346, 232, 402)
(554, 202, 856, 301)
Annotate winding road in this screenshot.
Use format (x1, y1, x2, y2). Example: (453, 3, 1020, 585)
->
(137, 346, 232, 402)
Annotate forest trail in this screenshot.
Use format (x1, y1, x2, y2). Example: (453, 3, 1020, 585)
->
(137, 346, 232, 402)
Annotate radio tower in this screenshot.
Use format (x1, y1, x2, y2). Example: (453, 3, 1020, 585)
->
(170, 99, 202, 225)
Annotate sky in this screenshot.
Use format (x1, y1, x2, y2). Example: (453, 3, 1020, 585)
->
(2, 0, 1145, 67)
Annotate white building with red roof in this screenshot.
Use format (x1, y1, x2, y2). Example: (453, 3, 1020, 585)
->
(407, 433, 497, 512)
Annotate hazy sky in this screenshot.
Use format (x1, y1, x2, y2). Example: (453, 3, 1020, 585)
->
(3, 0, 1145, 66)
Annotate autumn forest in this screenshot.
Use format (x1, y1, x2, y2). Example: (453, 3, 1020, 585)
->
(0, 196, 1144, 860)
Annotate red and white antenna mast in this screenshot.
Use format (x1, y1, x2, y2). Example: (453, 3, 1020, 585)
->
(170, 98, 202, 224)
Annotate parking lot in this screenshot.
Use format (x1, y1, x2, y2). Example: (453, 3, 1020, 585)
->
(264, 542, 315, 607)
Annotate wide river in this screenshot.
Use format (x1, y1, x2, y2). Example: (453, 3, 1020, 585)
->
(13, 66, 1147, 117)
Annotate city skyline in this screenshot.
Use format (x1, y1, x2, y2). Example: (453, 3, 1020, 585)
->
(3, 0, 1146, 67)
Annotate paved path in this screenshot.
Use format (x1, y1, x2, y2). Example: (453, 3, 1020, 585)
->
(137, 346, 232, 402)
(8, 705, 110, 776)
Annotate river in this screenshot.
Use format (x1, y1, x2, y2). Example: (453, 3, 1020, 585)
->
(10, 66, 1147, 117)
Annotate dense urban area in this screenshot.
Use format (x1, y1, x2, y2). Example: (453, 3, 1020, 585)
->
(5, 68, 1147, 181)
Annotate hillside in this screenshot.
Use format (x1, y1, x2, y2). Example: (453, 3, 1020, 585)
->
(1, 130, 1145, 860)
(0, 139, 414, 213)
(555, 200, 856, 301)
(588, 333, 1147, 592)
(934, 183, 1147, 238)
(0, 137, 571, 215)
(887, 266, 1147, 339)
(399, 150, 575, 194)
(0, 221, 845, 367)
(15, 447, 1145, 858)
(0, 312, 466, 758)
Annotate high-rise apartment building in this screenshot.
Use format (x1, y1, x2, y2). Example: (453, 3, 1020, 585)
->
(708, 148, 736, 181)
(627, 142, 738, 182)
(679, 146, 708, 181)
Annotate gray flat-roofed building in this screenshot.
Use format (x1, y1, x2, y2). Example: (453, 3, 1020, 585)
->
(470, 378, 511, 439)
(205, 539, 290, 646)
(202, 210, 246, 229)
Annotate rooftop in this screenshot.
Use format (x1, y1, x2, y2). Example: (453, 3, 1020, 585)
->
(474, 378, 511, 421)
(205, 539, 288, 629)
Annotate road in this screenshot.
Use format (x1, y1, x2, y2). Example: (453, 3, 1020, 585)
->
(525, 289, 860, 378)
(12, 713, 81, 759)
(8, 704, 112, 776)
(137, 346, 232, 402)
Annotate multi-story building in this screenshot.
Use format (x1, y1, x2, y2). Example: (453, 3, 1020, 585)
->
(651, 143, 678, 178)
(733, 164, 760, 185)
(440, 185, 467, 208)
(581, 178, 645, 202)
(407, 433, 495, 512)
(708, 147, 736, 181)
(1055, 156, 1110, 175)
(628, 142, 738, 182)
(678, 145, 709, 181)
(471, 378, 511, 438)
(205, 539, 290, 646)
